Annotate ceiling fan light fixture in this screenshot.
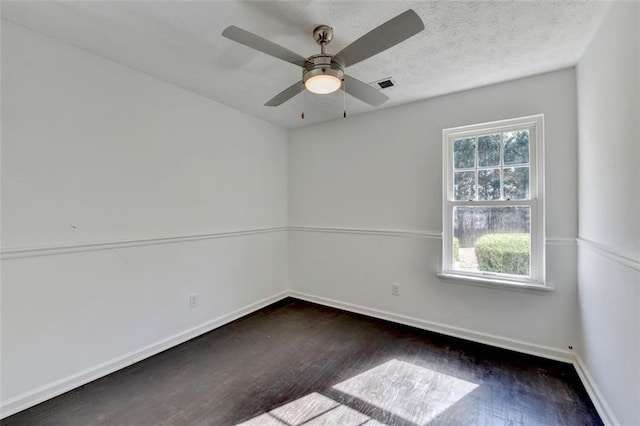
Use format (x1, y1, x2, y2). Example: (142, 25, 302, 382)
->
(303, 62, 344, 95)
(223, 9, 424, 107)
(305, 74, 342, 94)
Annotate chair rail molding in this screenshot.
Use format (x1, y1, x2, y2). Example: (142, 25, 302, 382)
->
(0, 227, 288, 260)
(578, 237, 640, 272)
(288, 225, 442, 240)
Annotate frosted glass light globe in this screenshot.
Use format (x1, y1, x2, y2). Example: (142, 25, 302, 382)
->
(305, 74, 341, 94)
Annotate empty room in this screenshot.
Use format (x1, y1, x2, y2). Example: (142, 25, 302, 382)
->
(1, 1, 638, 425)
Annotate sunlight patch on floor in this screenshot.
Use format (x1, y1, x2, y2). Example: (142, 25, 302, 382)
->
(237, 392, 382, 426)
(333, 359, 479, 424)
(238, 359, 478, 425)
(268, 392, 338, 424)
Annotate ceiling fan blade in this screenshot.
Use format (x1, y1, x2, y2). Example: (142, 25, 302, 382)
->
(222, 26, 308, 67)
(334, 9, 424, 68)
(343, 75, 389, 107)
(265, 81, 304, 106)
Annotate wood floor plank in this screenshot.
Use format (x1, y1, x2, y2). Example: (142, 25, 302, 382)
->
(3, 298, 602, 425)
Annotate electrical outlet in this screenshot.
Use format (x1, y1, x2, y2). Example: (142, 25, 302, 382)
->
(391, 283, 400, 296)
(189, 293, 199, 308)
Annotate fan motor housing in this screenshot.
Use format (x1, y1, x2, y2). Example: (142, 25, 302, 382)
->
(303, 54, 344, 84)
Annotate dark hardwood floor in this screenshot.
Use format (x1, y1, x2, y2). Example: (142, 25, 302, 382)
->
(3, 298, 601, 425)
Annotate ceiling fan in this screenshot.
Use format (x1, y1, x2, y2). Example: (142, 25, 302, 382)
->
(222, 9, 425, 108)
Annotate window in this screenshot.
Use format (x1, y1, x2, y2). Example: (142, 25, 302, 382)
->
(441, 115, 545, 287)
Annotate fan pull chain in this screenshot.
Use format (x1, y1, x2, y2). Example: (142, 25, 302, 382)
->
(301, 85, 305, 119)
(343, 79, 347, 118)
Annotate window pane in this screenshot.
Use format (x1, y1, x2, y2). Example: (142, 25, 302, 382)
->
(478, 169, 500, 200)
(454, 171, 475, 200)
(478, 134, 500, 167)
(503, 130, 529, 165)
(452, 206, 531, 276)
(454, 138, 475, 169)
(503, 167, 529, 200)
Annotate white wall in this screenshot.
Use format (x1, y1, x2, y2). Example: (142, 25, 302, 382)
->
(576, 3, 640, 425)
(289, 69, 579, 358)
(0, 21, 288, 416)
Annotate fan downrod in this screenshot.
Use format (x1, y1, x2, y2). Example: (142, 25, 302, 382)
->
(313, 25, 333, 53)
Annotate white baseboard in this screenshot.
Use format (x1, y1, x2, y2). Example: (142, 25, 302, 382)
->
(0, 291, 289, 419)
(572, 355, 619, 426)
(288, 291, 574, 363)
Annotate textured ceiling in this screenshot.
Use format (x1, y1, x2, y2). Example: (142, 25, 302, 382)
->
(1, 1, 610, 129)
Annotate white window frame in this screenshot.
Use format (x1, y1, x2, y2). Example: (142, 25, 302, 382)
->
(440, 115, 546, 289)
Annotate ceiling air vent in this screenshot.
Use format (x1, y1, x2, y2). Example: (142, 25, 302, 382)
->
(371, 78, 395, 90)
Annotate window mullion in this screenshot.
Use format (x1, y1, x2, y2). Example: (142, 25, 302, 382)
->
(500, 132, 504, 200)
(450, 200, 533, 207)
(474, 137, 479, 201)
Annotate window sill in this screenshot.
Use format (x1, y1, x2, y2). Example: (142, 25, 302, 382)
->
(436, 273, 554, 294)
